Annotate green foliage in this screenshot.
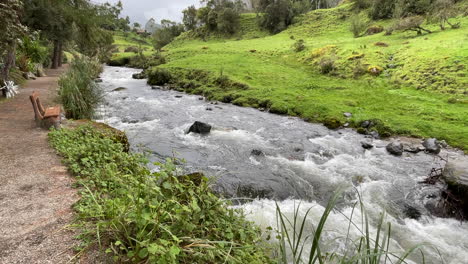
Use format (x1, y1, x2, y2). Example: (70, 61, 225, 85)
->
(258, 0, 295, 33)
(369, 0, 396, 19)
(183, 5, 198, 31)
(217, 7, 241, 34)
(0, 0, 27, 50)
(58, 56, 103, 119)
(17, 35, 49, 64)
(48, 125, 272, 263)
(192, 0, 244, 35)
(349, 14, 368, 37)
(147, 68, 173, 85)
(152, 20, 185, 50)
(292, 39, 306, 52)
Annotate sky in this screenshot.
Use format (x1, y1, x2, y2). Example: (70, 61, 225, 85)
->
(93, 0, 201, 25)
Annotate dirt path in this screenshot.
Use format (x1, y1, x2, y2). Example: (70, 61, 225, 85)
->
(0, 66, 79, 263)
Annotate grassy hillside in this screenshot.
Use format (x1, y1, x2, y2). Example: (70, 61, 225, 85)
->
(151, 3, 468, 150)
(104, 3, 467, 150)
(109, 31, 155, 65)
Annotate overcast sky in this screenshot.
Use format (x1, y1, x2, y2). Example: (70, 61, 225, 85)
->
(93, 0, 200, 25)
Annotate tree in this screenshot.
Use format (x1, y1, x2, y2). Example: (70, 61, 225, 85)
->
(152, 20, 184, 50)
(0, 0, 27, 84)
(183, 5, 198, 30)
(395, 15, 432, 35)
(258, 0, 295, 33)
(431, 0, 460, 30)
(133, 22, 141, 29)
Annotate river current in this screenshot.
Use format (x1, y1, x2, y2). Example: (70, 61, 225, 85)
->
(97, 66, 468, 263)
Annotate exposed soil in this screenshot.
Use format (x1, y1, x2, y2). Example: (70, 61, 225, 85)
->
(0, 66, 80, 263)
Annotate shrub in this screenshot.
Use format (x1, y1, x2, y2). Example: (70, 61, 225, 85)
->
(292, 39, 306, 52)
(319, 57, 336, 74)
(351, 0, 370, 9)
(48, 125, 272, 263)
(58, 56, 103, 119)
(147, 67, 173, 85)
(366, 25, 384, 35)
(350, 15, 368, 38)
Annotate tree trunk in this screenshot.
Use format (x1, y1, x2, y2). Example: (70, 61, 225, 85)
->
(51, 40, 59, 69)
(58, 42, 63, 67)
(1, 41, 17, 96)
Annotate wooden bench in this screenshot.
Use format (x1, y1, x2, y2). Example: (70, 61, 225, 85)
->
(29, 91, 61, 129)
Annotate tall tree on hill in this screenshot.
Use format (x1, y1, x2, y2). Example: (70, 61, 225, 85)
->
(0, 0, 27, 84)
(183, 5, 198, 30)
(152, 20, 185, 50)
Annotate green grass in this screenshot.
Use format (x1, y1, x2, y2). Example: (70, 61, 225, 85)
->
(109, 31, 155, 65)
(153, 2, 468, 150)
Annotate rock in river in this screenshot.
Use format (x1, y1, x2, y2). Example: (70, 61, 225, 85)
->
(443, 159, 468, 190)
(188, 121, 212, 134)
(251, 149, 264, 156)
(386, 141, 403, 156)
(361, 141, 374, 149)
(422, 138, 441, 154)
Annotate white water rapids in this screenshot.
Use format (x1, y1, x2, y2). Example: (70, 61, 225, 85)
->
(96, 66, 468, 263)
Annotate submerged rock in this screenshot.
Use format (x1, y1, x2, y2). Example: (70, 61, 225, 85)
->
(112, 87, 127, 92)
(250, 149, 264, 156)
(175, 95, 183, 98)
(422, 138, 441, 154)
(361, 120, 371, 128)
(404, 145, 424, 153)
(368, 131, 380, 139)
(386, 141, 403, 156)
(95, 78, 103, 83)
(404, 205, 422, 220)
(188, 121, 212, 134)
(361, 141, 374, 149)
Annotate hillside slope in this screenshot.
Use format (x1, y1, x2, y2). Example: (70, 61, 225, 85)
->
(154, 3, 467, 150)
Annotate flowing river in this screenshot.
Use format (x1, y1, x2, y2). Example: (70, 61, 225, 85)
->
(97, 66, 468, 263)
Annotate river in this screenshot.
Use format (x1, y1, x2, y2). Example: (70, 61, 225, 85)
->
(96, 66, 468, 263)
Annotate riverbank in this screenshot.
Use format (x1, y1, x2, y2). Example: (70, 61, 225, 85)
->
(0, 65, 79, 263)
(96, 65, 468, 263)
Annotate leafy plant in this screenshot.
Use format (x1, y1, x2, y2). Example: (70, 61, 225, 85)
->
(49, 125, 272, 263)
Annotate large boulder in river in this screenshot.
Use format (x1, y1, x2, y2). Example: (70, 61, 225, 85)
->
(422, 138, 441, 154)
(386, 141, 403, 156)
(188, 121, 211, 134)
(443, 159, 468, 191)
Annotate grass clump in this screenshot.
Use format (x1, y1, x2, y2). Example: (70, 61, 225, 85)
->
(58, 56, 102, 119)
(274, 189, 430, 263)
(49, 125, 272, 263)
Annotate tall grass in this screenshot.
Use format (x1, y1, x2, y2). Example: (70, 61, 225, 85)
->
(59, 56, 102, 119)
(275, 189, 430, 264)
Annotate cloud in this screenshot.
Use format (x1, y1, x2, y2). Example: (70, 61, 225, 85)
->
(92, 0, 199, 24)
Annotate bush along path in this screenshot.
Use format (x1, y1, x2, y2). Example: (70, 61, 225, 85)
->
(48, 125, 272, 263)
(0, 65, 80, 263)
